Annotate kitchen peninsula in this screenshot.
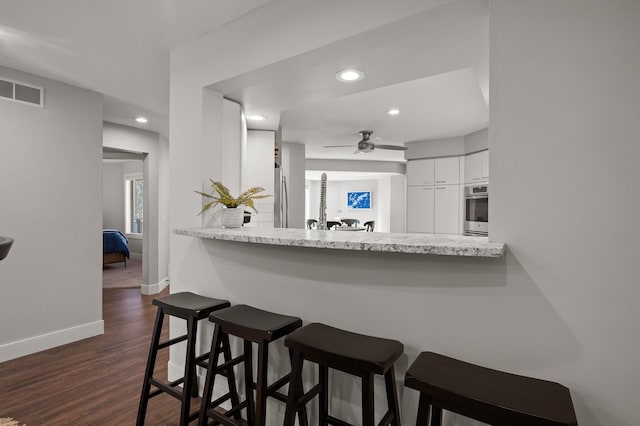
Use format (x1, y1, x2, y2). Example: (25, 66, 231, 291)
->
(171, 226, 507, 423)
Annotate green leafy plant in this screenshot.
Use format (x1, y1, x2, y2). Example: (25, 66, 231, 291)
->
(195, 180, 271, 215)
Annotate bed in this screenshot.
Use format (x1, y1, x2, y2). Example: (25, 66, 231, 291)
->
(103, 229, 130, 267)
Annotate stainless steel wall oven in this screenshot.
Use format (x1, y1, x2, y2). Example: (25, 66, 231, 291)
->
(464, 184, 488, 236)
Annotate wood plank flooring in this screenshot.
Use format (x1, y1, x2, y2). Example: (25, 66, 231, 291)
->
(0, 287, 194, 425)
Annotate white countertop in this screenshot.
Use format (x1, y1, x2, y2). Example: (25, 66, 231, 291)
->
(174, 227, 505, 257)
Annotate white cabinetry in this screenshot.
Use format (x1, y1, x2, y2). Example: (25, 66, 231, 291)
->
(406, 156, 461, 234)
(465, 150, 489, 183)
(434, 156, 460, 185)
(406, 159, 434, 186)
(434, 185, 459, 234)
(407, 186, 434, 233)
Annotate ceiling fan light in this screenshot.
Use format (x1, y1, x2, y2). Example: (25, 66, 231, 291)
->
(336, 69, 364, 82)
(135, 116, 148, 123)
(247, 114, 267, 121)
(387, 108, 400, 116)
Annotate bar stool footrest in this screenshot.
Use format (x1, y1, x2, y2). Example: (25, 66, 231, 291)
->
(206, 400, 249, 426)
(157, 333, 188, 350)
(149, 377, 185, 400)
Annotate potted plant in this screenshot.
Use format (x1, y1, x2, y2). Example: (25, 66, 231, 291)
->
(195, 180, 271, 228)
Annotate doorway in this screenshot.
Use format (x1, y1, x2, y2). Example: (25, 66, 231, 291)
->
(102, 147, 147, 291)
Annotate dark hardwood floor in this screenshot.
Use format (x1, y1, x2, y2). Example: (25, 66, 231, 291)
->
(0, 287, 195, 425)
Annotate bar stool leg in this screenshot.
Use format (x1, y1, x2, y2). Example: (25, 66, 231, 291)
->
(415, 393, 431, 426)
(137, 307, 165, 426)
(287, 348, 309, 426)
(198, 324, 224, 426)
(296, 374, 309, 426)
(222, 333, 242, 419)
(384, 366, 402, 426)
(244, 340, 255, 425)
(255, 341, 269, 426)
(362, 373, 375, 426)
(430, 406, 442, 426)
(180, 316, 198, 425)
(284, 350, 304, 426)
(319, 365, 329, 426)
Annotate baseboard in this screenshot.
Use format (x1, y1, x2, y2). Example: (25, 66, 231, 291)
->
(0, 320, 104, 363)
(141, 276, 169, 295)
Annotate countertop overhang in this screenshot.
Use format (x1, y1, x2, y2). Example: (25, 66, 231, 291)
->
(174, 227, 505, 258)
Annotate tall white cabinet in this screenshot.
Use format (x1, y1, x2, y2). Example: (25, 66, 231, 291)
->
(406, 157, 461, 234)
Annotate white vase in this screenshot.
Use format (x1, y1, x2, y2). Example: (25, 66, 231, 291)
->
(221, 207, 244, 228)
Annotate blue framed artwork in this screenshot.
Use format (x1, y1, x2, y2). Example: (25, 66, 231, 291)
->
(347, 191, 371, 209)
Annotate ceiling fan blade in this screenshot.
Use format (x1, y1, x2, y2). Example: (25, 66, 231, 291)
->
(353, 149, 362, 155)
(374, 144, 407, 151)
(324, 145, 355, 148)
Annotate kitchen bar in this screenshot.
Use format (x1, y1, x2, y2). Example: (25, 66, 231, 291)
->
(171, 227, 508, 424)
(174, 227, 505, 258)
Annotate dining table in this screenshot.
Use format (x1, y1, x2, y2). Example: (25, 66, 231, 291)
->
(333, 226, 367, 231)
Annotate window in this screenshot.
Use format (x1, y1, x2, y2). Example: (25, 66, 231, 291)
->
(125, 175, 143, 235)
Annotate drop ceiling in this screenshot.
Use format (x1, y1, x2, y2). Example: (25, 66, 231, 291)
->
(0, 0, 489, 162)
(210, 0, 489, 162)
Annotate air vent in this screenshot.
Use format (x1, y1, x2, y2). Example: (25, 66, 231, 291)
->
(0, 77, 44, 107)
(0, 79, 12, 99)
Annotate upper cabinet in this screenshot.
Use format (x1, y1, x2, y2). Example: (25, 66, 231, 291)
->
(464, 150, 489, 184)
(407, 157, 460, 186)
(406, 159, 435, 186)
(434, 156, 460, 185)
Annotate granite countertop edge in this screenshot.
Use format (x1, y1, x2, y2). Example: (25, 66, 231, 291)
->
(174, 227, 505, 258)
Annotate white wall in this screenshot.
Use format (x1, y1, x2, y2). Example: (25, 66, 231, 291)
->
(170, 1, 640, 424)
(490, 1, 640, 424)
(0, 66, 103, 362)
(102, 162, 125, 230)
(306, 178, 389, 231)
(102, 122, 169, 293)
(405, 136, 466, 159)
(404, 127, 489, 159)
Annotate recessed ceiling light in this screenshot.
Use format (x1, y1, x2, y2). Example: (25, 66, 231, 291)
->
(247, 114, 267, 121)
(387, 108, 400, 116)
(135, 117, 148, 124)
(336, 69, 364, 82)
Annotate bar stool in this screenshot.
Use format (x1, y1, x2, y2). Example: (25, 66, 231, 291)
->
(137, 292, 238, 426)
(283, 323, 404, 426)
(198, 304, 307, 426)
(404, 352, 578, 426)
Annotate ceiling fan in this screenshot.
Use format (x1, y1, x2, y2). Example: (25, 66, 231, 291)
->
(324, 130, 408, 154)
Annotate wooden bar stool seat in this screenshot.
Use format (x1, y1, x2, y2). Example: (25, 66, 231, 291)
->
(199, 305, 307, 426)
(404, 352, 578, 426)
(283, 323, 404, 426)
(137, 292, 238, 426)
